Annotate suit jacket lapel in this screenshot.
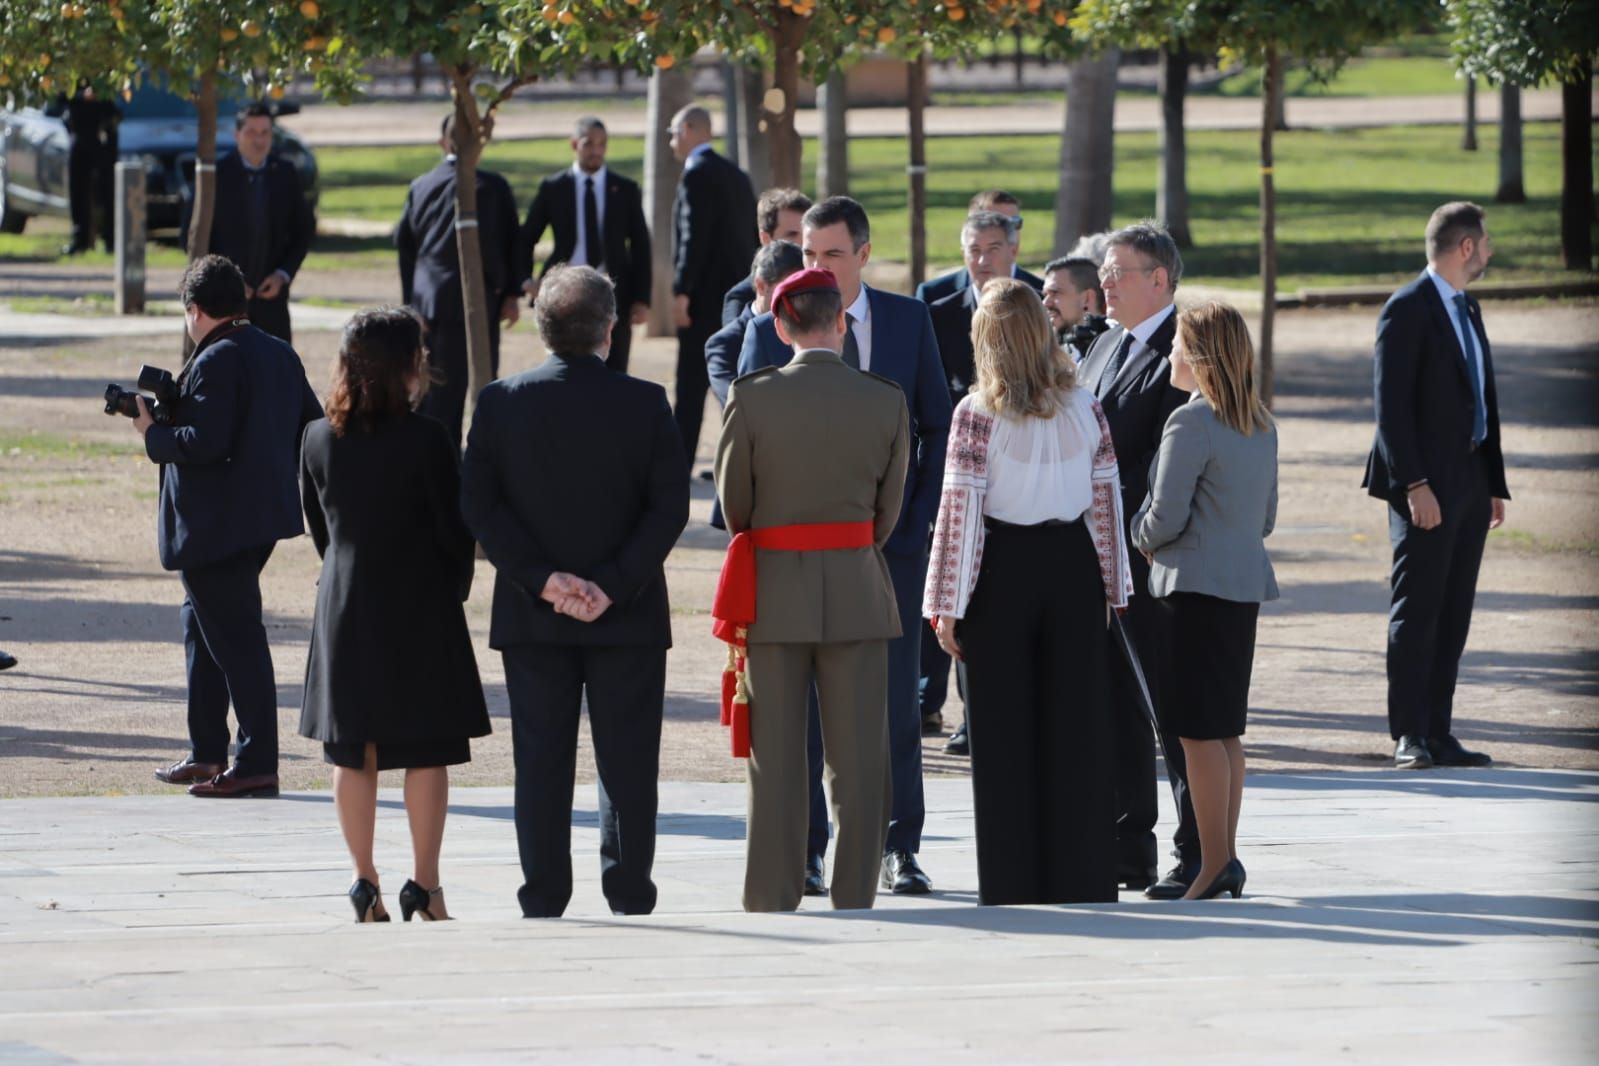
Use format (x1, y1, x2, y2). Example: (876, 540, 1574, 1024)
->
(865, 286, 888, 374)
(1101, 310, 1175, 399)
(1419, 273, 1474, 391)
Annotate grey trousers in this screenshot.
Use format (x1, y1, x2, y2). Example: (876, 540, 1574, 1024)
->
(743, 640, 891, 913)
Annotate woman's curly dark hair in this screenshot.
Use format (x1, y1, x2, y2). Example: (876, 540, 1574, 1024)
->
(325, 307, 431, 436)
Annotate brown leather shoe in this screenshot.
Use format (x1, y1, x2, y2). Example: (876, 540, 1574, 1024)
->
(188, 767, 280, 798)
(155, 758, 225, 785)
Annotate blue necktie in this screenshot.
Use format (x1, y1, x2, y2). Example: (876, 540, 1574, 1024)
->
(1452, 293, 1487, 446)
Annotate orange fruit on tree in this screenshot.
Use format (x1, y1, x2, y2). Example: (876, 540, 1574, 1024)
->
(241, 19, 262, 37)
(1052, 9, 1066, 24)
(221, 27, 239, 41)
(877, 27, 896, 44)
(299, 0, 319, 17)
(655, 54, 674, 69)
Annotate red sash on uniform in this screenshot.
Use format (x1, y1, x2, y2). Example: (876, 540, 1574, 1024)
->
(711, 521, 875, 757)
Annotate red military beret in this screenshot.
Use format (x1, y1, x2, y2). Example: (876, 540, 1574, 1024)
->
(771, 267, 840, 321)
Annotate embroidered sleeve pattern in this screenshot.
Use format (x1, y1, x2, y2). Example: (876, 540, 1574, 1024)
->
(923, 399, 992, 620)
(1089, 396, 1133, 609)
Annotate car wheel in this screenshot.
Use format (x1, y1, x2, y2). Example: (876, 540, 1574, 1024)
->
(0, 161, 29, 235)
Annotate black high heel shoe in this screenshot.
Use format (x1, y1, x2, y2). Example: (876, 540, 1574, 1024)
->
(349, 878, 391, 923)
(398, 879, 450, 922)
(1192, 859, 1246, 900)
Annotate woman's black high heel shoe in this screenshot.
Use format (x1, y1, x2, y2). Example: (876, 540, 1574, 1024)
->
(399, 879, 450, 922)
(1192, 858, 1246, 900)
(349, 878, 391, 923)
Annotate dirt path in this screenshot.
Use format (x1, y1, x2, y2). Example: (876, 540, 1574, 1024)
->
(0, 296, 1595, 797)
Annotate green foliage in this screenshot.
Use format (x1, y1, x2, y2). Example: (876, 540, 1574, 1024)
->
(1445, 0, 1599, 87)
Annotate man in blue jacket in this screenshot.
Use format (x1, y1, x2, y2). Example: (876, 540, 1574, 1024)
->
(133, 255, 322, 798)
(737, 196, 952, 895)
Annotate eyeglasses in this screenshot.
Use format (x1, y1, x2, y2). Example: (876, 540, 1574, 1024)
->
(1098, 264, 1156, 284)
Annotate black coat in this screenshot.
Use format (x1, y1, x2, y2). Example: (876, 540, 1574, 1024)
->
(522, 167, 651, 310)
(928, 284, 979, 406)
(207, 152, 312, 288)
(672, 148, 757, 327)
(1363, 271, 1509, 505)
(397, 159, 520, 325)
(298, 413, 488, 745)
(460, 353, 690, 649)
(143, 321, 322, 572)
(721, 275, 756, 328)
(915, 265, 1043, 305)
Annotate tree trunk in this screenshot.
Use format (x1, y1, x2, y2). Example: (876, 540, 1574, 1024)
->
(445, 69, 494, 424)
(764, 18, 805, 190)
(723, 59, 742, 168)
(645, 65, 693, 337)
(1157, 46, 1192, 247)
(185, 69, 219, 263)
(817, 69, 848, 198)
(1012, 27, 1025, 89)
(1559, 60, 1594, 270)
(1270, 59, 1289, 132)
(739, 65, 772, 192)
(1258, 49, 1279, 408)
(1054, 48, 1119, 256)
(1496, 82, 1525, 203)
(907, 52, 929, 290)
(1462, 76, 1477, 151)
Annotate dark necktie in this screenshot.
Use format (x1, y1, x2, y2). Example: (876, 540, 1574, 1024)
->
(1453, 293, 1487, 445)
(842, 312, 861, 370)
(1098, 331, 1133, 398)
(247, 169, 269, 284)
(583, 175, 604, 271)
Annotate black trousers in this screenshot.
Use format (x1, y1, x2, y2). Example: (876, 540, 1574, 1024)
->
(674, 319, 715, 465)
(959, 521, 1116, 905)
(419, 314, 503, 452)
(247, 292, 293, 347)
(68, 146, 114, 252)
(606, 317, 634, 374)
(179, 545, 278, 774)
(1386, 458, 1491, 739)
(503, 643, 665, 918)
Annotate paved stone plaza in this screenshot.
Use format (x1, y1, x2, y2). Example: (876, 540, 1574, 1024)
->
(0, 772, 1595, 1063)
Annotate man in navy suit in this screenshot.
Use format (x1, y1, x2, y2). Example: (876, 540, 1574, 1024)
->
(520, 116, 652, 373)
(132, 255, 322, 798)
(914, 189, 1042, 305)
(707, 240, 804, 411)
(397, 115, 522, 450)
(738, 196, 952, 895)
(721, 187, 811, 328)
(1364, 201, 1508, 771)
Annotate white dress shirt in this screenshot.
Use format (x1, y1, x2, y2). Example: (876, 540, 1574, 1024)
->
(845, 284, 873, 372)
(1425, 266, 1487, 419)
(571, 163, 607, 268)
(1126, 301, 1177, 358)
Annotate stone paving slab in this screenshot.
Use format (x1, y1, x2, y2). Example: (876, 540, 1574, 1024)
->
(0, 771, 1595, 1063)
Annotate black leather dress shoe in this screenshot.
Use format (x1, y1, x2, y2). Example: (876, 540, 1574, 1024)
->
(943, 723, 969, 756)
(803, 853, 828, 897)
(921, 712, 944, 737)
(881, 850, 932, 894)
(188, 767, 280, 798)
(1394, 735, 1434, 769)
(1427, 735, 1492, 767)
(1145, 863, 1199, 900)
(155, 757, 225, 785)
(1119, 866, 1159, 891)
(0, 649, 16, 671)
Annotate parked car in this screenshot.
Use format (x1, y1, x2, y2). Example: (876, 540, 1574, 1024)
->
(0, 85, 318, 238)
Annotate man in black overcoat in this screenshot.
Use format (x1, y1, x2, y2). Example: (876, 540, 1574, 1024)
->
(1364, 201, 1508, 771)
(460, 265, 690, 918)
(397, 115, 522, 450)
(133, 255, 322, 799)
(520, 116, 651, 373)
(1077, 222, 1193, 899)
(61, 81, 120, 255)
(205, 103, 312, 345)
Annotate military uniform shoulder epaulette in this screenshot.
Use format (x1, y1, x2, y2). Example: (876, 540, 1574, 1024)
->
(860, 369, 903, 392)
(731, 366, 780, 386)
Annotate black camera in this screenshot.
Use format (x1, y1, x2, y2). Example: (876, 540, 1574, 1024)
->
(1067, 312, 1111, 360)
(104, 365, 179, 426)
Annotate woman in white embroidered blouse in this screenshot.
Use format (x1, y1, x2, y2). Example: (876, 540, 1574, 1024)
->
(923, 279, 1132, 906)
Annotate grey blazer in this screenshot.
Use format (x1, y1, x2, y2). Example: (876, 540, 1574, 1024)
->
(1132, 395, 1279, 603)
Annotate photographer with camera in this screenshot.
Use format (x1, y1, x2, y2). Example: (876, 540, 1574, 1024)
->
(126, 254, 322, 798)
(1042, 256, 1110, 363)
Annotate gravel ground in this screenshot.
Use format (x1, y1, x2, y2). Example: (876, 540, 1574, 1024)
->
(0, 267, 1595, 797)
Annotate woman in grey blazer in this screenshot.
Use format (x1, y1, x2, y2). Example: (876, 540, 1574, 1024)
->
(1133, 302, 1278, 902)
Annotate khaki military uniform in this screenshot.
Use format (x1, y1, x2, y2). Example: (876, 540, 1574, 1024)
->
(716, 348, 911, 912)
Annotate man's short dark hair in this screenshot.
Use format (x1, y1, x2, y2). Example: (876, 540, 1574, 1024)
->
(235, 102, 274, 131)
(1106, 220, 1184, 290)
(775, 289, 843, 336)
(574, 115, 605, 139)
(970, 189, 1020, 212)
(803, 196, 870, 251)
(534, 265, 616, 355)
(179, 255, 248, 318)
(1045, 255, 1105, 308)
(757, 188, 813, 237)
(1426, 201, 1486, 260)
(752, 240, 804, 288)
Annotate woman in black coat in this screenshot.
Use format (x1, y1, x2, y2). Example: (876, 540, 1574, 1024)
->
(299, 308, 489, 923)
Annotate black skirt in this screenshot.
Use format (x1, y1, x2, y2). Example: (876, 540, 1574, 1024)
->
(323, 737, 472, 771)
(1154, 591, 1259, 740)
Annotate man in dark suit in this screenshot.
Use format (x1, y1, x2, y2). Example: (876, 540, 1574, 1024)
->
(397, 116, 522, 450)
(707, 240, 804, 411)
(721, 187, 811, 327)
(61, 81, 119, 255)
(1078, 222, 1193, 900)
(132, 255, 322, 799)
(461, 265, 690, 918)
(914, 189, 1042, 305)
(1364, 201, 1507, 771)
(520, 116, 651, 373)
(668, 105, 758, 467)
(205, 104, 312, 345)
(738, 196, 953, 896)
(923, 209, 1022, 754)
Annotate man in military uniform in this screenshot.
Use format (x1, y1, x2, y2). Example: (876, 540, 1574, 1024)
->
(714, 267, 910, 913)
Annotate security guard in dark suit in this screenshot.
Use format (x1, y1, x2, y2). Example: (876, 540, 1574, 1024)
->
(61, 82, 120, 255)
(134, 256, 322, 799)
